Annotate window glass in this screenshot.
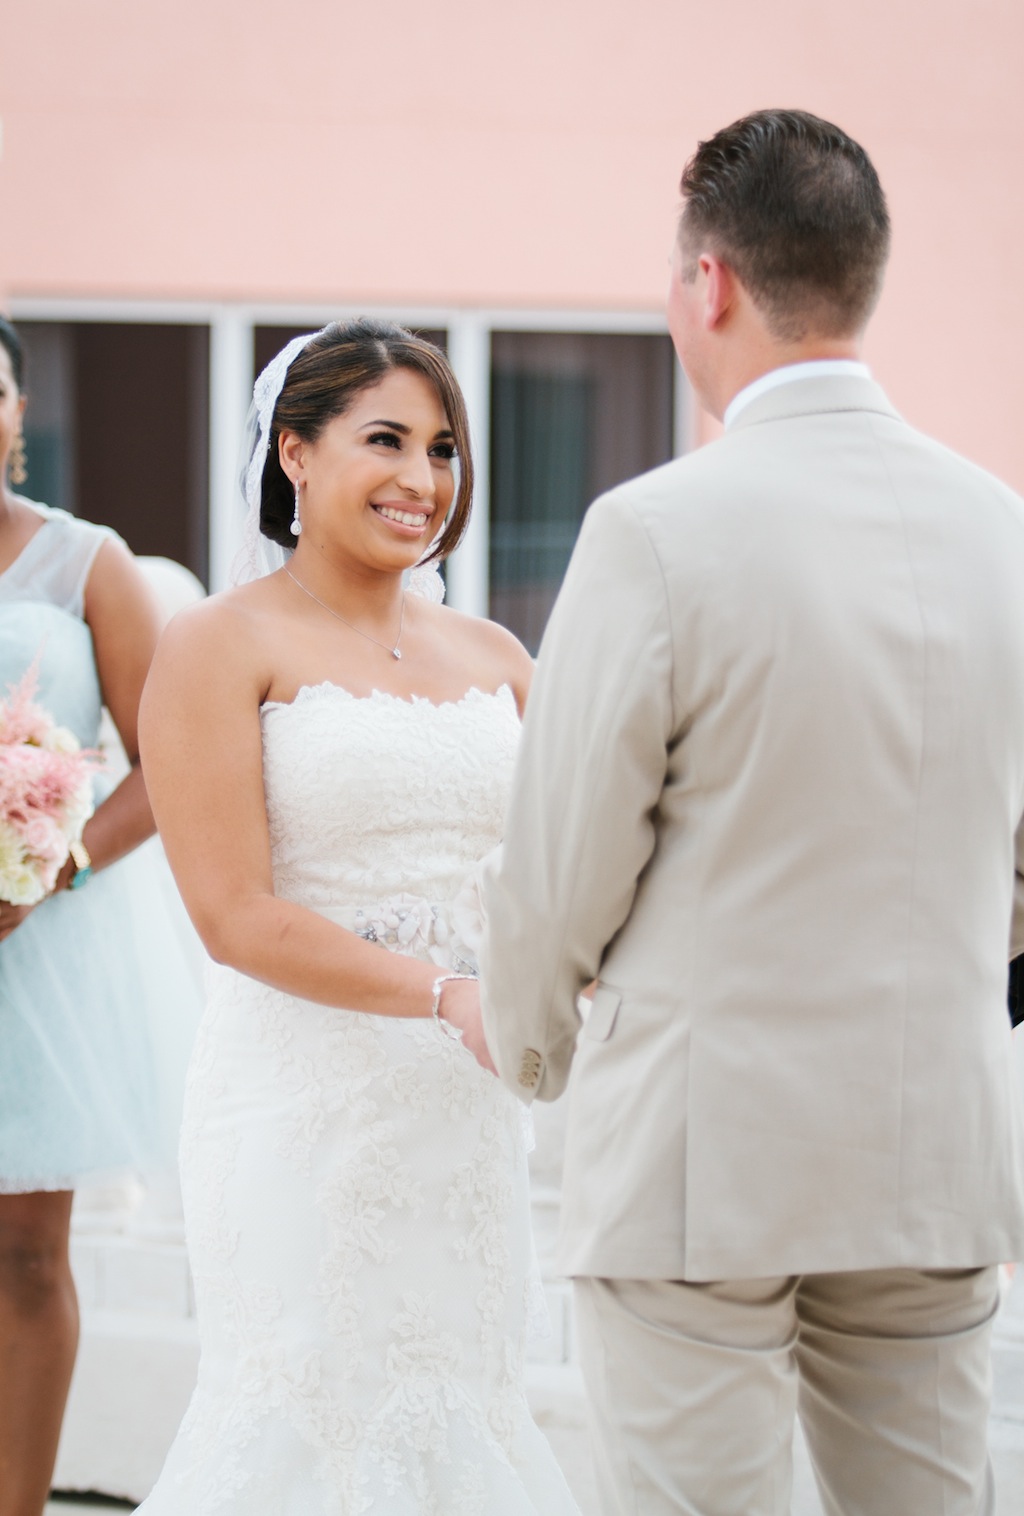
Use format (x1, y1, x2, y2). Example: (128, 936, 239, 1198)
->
(15, 323, 75, 518)
(489, 332, 675, 651)
(16, 321, 210, 582)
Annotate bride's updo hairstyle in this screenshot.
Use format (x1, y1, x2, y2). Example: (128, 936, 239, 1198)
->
(261, 318, 473, 563)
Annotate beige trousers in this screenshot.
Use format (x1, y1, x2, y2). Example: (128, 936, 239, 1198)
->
(574, 1267, 999, 1516)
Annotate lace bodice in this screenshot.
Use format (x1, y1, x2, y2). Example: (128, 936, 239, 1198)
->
(260, 683, 520, 911)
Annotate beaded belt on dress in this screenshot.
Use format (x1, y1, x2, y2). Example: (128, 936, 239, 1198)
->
(336, 883, 484, 975)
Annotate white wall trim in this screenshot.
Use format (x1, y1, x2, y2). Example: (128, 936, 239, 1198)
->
(8, 298, 224, 325)
(9, 296, 667, 337)
(207, 311, 253, 592)
(444, 315, 491, 618)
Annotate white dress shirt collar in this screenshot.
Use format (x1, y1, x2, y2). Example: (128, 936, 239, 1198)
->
(723, 359, 872, 430)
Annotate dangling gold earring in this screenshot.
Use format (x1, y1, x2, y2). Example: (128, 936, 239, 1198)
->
(8, 431, 27, 487)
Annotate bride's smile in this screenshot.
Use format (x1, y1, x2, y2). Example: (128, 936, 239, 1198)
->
(371, 502, 431, 530)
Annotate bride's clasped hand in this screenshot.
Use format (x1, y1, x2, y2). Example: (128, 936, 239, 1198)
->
(135, 319, 579, 1514)
(435, 972, 497, 1074)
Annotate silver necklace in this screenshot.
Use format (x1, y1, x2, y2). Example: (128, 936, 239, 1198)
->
(285, 568, 405, 660)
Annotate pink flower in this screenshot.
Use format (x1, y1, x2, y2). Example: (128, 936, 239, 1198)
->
(18, 815, 66, 863)
(0, 652, 104, 905)
(0, 660, 53, 748)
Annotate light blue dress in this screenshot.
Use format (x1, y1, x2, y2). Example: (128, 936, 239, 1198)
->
(0, 504, 196, 1191)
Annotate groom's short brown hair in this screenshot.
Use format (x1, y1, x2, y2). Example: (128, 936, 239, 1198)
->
(679, 109, 891, 341)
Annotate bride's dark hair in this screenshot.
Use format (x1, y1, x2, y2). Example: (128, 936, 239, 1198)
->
(0, 316, 25, 390)
(261, 318, 474, 562)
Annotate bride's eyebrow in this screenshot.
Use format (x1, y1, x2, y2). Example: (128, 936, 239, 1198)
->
(361, 419, 410, 433)
(359, 420, 455, 442)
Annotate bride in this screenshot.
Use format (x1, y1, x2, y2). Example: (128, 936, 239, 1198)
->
(136, 319, 580, 1513)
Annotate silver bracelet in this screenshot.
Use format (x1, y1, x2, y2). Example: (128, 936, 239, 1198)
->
(431, 972, 476, 1042)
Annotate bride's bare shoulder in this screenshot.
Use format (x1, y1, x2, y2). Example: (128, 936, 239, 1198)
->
(433, 603, 534, 712)
(151, 579, 283, 695)
(163, 576, 281, 638)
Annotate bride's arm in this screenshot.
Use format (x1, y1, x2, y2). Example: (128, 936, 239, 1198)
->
(139, 598, 439, 1019)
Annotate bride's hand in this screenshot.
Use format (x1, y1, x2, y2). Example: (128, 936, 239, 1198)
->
(438, 979, 498, 1077)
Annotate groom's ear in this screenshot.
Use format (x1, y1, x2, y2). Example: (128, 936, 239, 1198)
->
(700, 254, 740, 332)
(701, 254, 738, 331)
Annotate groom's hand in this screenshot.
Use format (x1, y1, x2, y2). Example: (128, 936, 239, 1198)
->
(439, 978, 498, 1077)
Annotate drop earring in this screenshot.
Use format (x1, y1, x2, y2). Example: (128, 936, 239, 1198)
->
(290, 481, 302, 537)
(9, 431, 27, 487)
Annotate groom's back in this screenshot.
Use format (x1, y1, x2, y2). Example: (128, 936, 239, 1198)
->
(616, 385, 1024, 1005)
(591, 380, 1024, 1277)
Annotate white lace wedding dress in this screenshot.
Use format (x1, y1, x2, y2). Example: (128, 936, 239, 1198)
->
(138, 682, 579, 1515)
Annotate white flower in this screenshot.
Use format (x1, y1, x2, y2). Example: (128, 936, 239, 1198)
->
(354, 895, 437, 956)
(450, 870, 485, 965)
(0, 817, 46, 906)
(41, 724, 81, 756)
(407, 561, 446, 604)
(58, 776, 94, 842)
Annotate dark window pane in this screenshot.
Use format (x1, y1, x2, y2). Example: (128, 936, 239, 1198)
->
(17, 323, 76, 518)
(72, 324, 210, 582)
(18, 321, 209, 583)
(489, 332, 674, 651)
(253, 325, 304, 379)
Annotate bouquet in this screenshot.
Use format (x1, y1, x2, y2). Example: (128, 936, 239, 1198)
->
(0, 660, 101, 906)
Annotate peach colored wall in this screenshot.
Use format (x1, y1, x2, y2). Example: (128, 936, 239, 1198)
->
(1, 1, 1022, 487)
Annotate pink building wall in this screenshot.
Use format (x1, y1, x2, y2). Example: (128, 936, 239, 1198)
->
(1, 0, 1022, 486)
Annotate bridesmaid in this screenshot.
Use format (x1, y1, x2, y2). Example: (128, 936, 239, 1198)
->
(0, 314, 175, 1516)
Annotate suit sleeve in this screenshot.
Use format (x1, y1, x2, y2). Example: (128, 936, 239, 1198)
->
(480, 490, 675, 1101)
(1013, 814, 1024, 960)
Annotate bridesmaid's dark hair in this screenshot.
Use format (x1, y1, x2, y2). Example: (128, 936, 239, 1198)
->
(261, 318, 473, 564)
(0, 316, 24, 390)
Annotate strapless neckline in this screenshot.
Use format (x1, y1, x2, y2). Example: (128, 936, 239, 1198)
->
(261, 680, 516, 715)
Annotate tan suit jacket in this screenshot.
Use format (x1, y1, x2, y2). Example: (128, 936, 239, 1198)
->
(481, 375, 1024, 1281)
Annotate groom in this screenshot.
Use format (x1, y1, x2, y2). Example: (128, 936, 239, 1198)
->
(475, 110, 1024, 1514)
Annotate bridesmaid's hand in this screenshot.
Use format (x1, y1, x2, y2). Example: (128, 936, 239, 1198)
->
(439, 979, 498, 1077)
(0, 900, 37, 941)
(0, 857, 77, 940)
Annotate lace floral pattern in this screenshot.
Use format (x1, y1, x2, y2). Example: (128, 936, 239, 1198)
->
(139, 686, 577, 1515)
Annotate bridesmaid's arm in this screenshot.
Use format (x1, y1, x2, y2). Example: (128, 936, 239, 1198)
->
(0, 540, 160, 938)
(70, 537, 164, 877)
(139, 597, 440, 1020)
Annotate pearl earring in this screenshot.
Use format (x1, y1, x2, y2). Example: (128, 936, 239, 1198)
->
(290, 481, 302, 537)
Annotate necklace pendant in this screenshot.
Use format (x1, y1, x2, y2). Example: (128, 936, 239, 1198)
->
(392, 648, 402, 660)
